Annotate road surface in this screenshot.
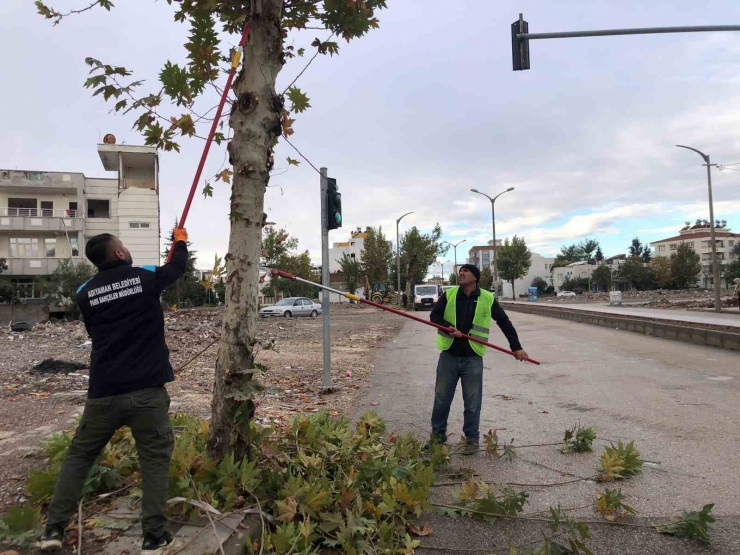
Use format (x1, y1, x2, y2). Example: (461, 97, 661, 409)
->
(355, 310, 740, 554)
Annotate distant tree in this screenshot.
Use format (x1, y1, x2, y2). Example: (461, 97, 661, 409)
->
(360, 227, 393, 287)
(497, 236, 533, 300)
(0, 257, 7, 274)
(448, 273, 458, 285)
(531, 276, 548, 295)
(261, 227, 303, 299)
(620, 256, 647, 290)
(670, 243, 701, 289)
(580, 239, 599, 263)
(200, 254, 226, 305)
(561, 276, 590, 293)
(399, 225, 448, 301)
(594, 246, 604, 263)
(651, 257, 673, 288)
(40, 260, 96, 319)
(642, 247, 652, 263)
(479, 267, 493, 290)
(724, 244, 740, 283)
(592, 265, 612, 291)
(628, 237, 645, 259)
(337, 253, 361, 297)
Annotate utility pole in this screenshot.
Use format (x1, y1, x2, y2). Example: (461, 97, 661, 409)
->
(676, 146, 722, 312)
(442, 240, 467, 281)
(396, 212, 413, 307)
(471, 187, 514, 294)
(320, 167, 332, 389)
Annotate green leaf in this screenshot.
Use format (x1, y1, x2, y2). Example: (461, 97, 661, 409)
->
(84, 74, 107, 89)
(297, 47, 306, 57)
(114, 99, 128, 112)
(286, 157, 300, 167)
(286, 86, 311, 114)
(213, 131, 226, 145)
(202, 183, 214, 198)
(655, 503, 716, 544)
(159, 61, 193, 106)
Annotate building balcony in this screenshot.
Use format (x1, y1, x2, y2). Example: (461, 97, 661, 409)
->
(0, 170, 82, 194)
(3, 257, 83, 276)
(0, 209, 84, 232)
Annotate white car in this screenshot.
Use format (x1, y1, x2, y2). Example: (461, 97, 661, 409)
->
(557, 291, 576, 297)
(259, 297, 322, 318)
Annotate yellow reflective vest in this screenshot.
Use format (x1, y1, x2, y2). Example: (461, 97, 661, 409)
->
(436, 286, 494, 356)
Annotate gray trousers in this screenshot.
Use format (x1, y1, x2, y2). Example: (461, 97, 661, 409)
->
(47, 386, 174, 538)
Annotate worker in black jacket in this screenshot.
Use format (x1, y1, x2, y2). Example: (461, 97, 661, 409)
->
(39, 230, 189, 554)
(427, 264, 528, 455)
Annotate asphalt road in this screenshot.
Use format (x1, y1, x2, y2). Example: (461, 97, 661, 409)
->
(355, 310, 740, 554)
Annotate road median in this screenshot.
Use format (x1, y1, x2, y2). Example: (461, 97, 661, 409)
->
(500, 301, 740, 351)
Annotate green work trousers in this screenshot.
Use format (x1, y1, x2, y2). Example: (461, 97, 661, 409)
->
(46, 386, 174, 538)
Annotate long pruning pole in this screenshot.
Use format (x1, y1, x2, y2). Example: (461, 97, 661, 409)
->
(271, 269, 540, 365)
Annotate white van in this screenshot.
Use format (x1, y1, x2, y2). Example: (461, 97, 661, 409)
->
(414, 284, 440, 311)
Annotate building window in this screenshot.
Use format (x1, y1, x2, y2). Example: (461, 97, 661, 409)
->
(10, 278, 44, 299)
(45, 238, 56, 257)
(87, 199, 110, 218)
(10, 238, 40, 257)
(68, 202, 78, 217)
(670, 244, 677, 250)
(41, 201, 53, 217)
(128, 222, 151, 229)
(658, 245, 665, 251)
(70, 237, 79, 257)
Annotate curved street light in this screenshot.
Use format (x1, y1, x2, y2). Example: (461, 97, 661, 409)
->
(441, 239, 467, 280)
(471, 187, 515, 290)
(396, 211, 413, 307)
(675, 145, 721, 312)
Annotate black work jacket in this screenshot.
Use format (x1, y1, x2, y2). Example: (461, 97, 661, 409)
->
(76, 241, 187, 398)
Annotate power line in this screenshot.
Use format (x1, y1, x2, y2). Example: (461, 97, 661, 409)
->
(283, 136, 322, 175)
(282, 32, 335, 95)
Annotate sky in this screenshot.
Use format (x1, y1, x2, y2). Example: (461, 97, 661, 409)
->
(2, 0, 740, 273)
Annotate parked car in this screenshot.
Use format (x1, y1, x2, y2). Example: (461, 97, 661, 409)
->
(557, 291, 576, 297)
(441, 285, 456, 293)
(414, 284, 440, 311)
(259, 297, 322, 318)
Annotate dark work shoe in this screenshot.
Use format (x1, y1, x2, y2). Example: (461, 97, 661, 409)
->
(142, 530, 174, 554)
(423, 433, 447, 451)
(37, 524, 64, 551)
(461, 442, 480, 456)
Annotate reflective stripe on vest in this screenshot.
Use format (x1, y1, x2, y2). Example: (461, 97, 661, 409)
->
(436, 286, 494, 356)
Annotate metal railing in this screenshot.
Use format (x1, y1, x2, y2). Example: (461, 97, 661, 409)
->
(0, 208, 80, 218)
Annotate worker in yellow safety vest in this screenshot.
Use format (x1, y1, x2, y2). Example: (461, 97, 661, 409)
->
(427, 264, 528, 455)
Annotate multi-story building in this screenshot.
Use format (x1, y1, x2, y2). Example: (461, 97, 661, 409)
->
(466, 239, 502, 269)
(0, 140, 161, 300)
(327, 226, 391, 273)
(650, 220, 738, 288)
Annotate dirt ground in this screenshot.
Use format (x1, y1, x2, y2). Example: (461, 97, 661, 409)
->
(0, 303, 404, 514)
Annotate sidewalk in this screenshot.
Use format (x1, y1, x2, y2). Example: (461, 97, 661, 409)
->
(506, 301, 740, 329)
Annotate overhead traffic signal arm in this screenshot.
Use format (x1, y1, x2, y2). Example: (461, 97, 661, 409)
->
(510, 13, 740, 71)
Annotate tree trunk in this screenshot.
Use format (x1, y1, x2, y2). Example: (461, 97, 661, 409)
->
(208, 0, 284, 461)
(511, 280, 515, 300)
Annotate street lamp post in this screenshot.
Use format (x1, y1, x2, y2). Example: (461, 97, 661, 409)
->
(441, 239, 467, 281)
(471, 187, 515, 293)
(396, 212, 413, 307)
(676, 145, 722, 312)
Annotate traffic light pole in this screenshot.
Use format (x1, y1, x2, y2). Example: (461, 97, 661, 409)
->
(320, 167, 333, 390)
(512, 13, 740, 70)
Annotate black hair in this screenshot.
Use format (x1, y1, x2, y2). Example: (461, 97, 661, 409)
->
(85, 233, 117, 267)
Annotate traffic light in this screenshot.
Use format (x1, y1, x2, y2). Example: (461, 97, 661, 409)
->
(511, 15, 530, 70)
(326, 177, 342, 231)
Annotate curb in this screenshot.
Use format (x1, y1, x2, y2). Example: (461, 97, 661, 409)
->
(500, 302, 740, 352)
